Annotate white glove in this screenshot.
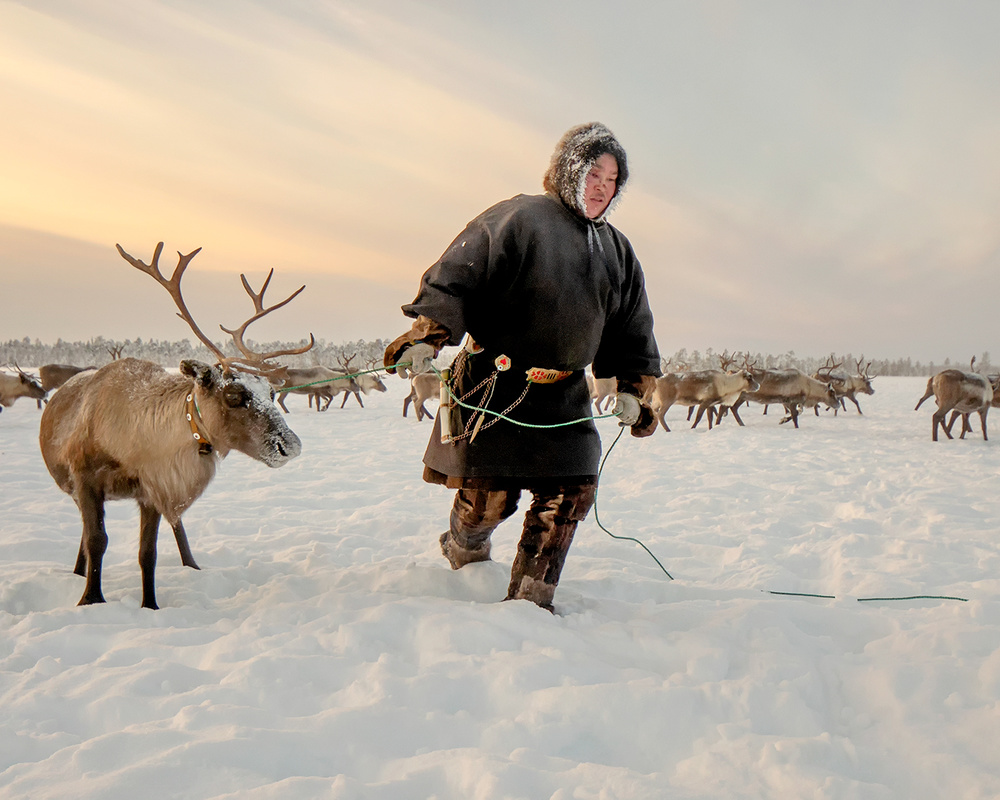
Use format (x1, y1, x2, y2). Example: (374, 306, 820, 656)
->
(613, 393, 641, 426)
(396, 343, 436, 379)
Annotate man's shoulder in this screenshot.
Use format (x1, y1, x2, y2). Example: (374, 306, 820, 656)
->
(476, 193, 577, 231)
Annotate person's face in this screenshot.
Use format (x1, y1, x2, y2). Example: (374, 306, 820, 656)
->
(584, 153, 618, 219)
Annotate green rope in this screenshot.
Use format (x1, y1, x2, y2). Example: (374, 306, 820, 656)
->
(593, 426, 674, 580)
(857, 595, 968, 603)
(276, 364, 392, 393)
(768, 590, 968, 602)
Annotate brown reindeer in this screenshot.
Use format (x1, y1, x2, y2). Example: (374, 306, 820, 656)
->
(743, 368, 839, 428)
(813, 356, 876, 415)
(585, 372, 617, 414)
(914, 368, 993, 442)
(647, 352, 759, 431)
(403, 372, 440, 421)
(324, 354, 387, 409)
(277, 366, 358, 413)
(39, 242, 314, 609)
(35, 364, 98, 408)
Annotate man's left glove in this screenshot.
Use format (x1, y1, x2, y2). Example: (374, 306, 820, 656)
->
(613, 392, 657, 438)
(394, 342, 436, 379)
(613, 393, 641, 425)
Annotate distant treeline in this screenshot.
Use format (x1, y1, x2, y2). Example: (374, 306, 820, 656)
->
(0, 336, 390, 371)
(0, 337, 990, 378)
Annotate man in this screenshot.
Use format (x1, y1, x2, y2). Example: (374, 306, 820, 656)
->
(385, 122, 661, 611)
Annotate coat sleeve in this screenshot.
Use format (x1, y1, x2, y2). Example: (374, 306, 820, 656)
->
(383, 316, 453, 373)
(400, 214, 497, 346)
(591, 231, 661, 381)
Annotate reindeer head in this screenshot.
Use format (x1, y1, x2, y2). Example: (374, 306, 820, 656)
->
(180, 360, 301, 466)
(6, 363, 47, 400)
(118, 242, 314, 466)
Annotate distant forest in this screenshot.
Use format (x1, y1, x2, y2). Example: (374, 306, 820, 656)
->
(1, 337, 991, 378)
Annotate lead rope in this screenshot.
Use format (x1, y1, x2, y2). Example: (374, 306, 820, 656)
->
(595, 426, 673, 580)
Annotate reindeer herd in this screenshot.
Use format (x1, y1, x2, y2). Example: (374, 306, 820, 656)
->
(2, 241, 998, 611)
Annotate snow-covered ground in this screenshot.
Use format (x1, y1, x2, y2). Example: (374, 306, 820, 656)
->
(1, 374, 998, 799)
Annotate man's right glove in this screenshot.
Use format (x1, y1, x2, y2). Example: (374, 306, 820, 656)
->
(395, 342, 436, 379)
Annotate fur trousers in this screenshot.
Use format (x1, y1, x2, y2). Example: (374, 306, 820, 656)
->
(439, 482, 597, 610)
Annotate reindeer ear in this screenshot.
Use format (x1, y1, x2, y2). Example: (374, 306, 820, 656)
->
(180, 360, 217, 389)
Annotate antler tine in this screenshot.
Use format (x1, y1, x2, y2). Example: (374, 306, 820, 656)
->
(117, 243, 229, 364)
(219, 270, 314, 372)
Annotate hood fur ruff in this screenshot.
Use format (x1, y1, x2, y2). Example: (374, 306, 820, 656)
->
(542, 122, 629, 223)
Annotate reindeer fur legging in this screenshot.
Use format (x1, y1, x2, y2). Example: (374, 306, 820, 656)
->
(444, 481, 598, 608)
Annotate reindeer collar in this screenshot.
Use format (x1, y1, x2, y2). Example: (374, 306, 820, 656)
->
(185, 391, 214, 455)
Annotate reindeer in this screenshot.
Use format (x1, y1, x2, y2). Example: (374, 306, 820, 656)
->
(914, 368, 993, 442)
(647, 353, 758, 431)
(403, 372, 440, 421)
(285, 354, 385, 412)
(814, 356, 875, 415)
(277, 366, 358, 413)
(35, 364, 98, 408)
(0, 364, 47, 412)
(585, 372, 617, 414)
(938, 357, 995, 438)
(811, 356, 847, 416)
(39, 242, 313, 609)
(743, 369, 839, 428)
(328, 354, 387, 409)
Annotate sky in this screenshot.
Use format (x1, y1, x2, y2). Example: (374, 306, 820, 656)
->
(2, 0, 999, 363)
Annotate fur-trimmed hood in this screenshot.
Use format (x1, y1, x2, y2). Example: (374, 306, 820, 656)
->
(542, 122, 629, 223)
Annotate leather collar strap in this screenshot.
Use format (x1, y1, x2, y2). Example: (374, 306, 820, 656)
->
(186, 391, 214, 455)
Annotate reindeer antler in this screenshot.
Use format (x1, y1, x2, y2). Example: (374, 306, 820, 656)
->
(816, 355, 842, 377)
(220, 269, 316, 374)
(117, 242, 314, 377)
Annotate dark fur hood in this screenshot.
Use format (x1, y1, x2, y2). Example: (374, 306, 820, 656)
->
(541, 122, 629, 222)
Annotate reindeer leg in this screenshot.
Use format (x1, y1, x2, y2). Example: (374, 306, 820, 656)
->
(76, 482, 109, 605)
(729, 403, 746, 427)
(932, 409, 950, 441)
(138, 502, 161, 610)
(277, 394, 290, 413)
(979, 409, 989, 441)
(353, 391, 364, 408)
(170, 519, 200, 569)
(691, 404, 708, 429)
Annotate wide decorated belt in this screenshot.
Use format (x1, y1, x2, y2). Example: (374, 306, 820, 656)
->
(483, 347, 574, 384)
